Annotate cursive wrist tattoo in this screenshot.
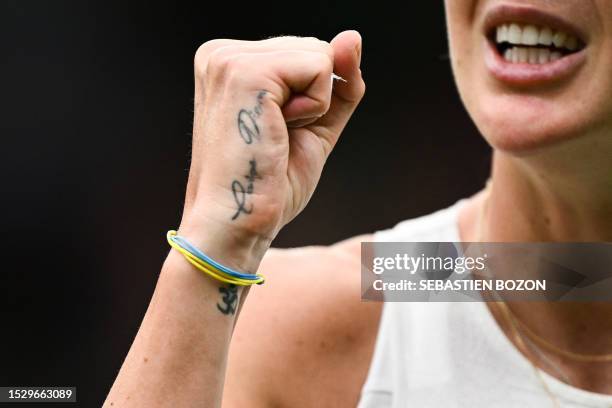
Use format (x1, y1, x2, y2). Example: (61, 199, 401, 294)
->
(232, 91, 268, 221)
(231, 159, 261, 220)
(237, 90, 267, 144)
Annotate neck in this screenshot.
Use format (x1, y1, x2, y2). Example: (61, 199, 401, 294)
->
(477, 145, 612, 393)
(487, 146, 612, 242)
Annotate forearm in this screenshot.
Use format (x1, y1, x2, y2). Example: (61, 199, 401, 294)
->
(104, 229, 264, 407)
(105, 31, 363, 407)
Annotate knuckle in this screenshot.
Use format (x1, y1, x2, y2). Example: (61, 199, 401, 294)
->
(319, 98, 332, 115)
(314, 39, 334, 59)
(301, 36, 321, 43)
(265, 34, 296, 41)
(194, 39, 233, 77)
(315, 51, 334, 74)
(302, 37, 333, 60)
(316, 96, 333, 115)
(206, 50, 233, 79)
(196, 39, 228, 58)
(318, 39, 334, 55)
(207, 52, 251, 85)
(309, 96, 330, 117)
(319, 46, 335, 67)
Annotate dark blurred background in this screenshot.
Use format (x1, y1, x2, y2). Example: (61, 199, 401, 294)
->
(0, 0, 489, 406)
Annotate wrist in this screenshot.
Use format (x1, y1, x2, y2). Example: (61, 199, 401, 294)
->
(177, 211, 273, 274)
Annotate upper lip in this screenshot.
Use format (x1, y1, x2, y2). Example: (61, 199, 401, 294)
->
(483, 4, 589, 46)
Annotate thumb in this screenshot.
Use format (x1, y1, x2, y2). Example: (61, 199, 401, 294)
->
(306, 30, 365, 155)
(330, 30, 363, 102)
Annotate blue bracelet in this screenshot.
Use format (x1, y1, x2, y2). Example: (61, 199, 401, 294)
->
(169, 233, 262, 281)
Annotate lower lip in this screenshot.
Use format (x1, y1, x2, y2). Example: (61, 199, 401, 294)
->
(485, 39, 587, 86)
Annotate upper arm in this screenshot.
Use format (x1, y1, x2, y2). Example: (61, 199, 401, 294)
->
(222, 235, 381, 408)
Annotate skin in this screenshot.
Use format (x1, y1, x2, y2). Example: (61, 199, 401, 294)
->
(448, 0, 612, 394)
(106, 0, 612, 406)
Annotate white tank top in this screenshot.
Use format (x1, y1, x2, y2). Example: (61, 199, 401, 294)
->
(358, 201, 612, 408)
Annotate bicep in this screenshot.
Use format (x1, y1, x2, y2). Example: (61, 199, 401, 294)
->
(222, 242, 373, 408)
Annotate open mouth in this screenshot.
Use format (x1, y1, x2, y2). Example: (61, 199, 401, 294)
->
(490, 23, 585, 65)
(483, 6, 589, 85)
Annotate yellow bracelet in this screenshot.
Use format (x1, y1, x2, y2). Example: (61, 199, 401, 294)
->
(166, 230, 265, 286)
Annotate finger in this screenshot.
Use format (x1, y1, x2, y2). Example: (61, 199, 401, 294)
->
(201, 49, 334, 145)
(195, 37, 333, 79)
(194, 38, 334, 115)
(211, 49, 333, 121)
(330, 30, 364, 102)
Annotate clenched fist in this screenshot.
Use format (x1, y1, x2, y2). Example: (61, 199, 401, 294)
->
(178, 31, 365, 272)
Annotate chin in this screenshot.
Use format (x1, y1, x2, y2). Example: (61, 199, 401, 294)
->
(466, 91, 591, 155)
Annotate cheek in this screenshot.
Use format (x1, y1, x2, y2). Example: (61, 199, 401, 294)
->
(445, 0, 477, 61)
(445, 0, 488, 128)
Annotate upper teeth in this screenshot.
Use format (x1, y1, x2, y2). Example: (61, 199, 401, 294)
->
(496, 23, 579, 51)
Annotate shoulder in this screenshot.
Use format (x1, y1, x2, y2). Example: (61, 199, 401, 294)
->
(223, 235, 382, 408)
(223, 198, 473, 406)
